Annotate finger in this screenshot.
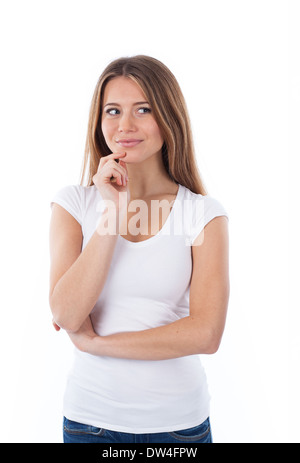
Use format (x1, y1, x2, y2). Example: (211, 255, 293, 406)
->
(102, 161, 128, 184)
(103, 167, 124, 186)
(119, 160, 128, 173)
(52, 319, 61, 331)
(119, 161, 129, 183)
(98, 152, 126, 171)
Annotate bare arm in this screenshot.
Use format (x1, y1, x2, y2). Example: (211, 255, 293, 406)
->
(49, 152, 129, 332)
(49, 205, 119, 332)
(69, 216, 230, 359)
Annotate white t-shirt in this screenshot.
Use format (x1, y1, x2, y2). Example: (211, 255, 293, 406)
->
(50, 183, 228, 433)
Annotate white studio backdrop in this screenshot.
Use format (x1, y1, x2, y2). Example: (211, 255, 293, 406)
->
(0, 0, 297, 443)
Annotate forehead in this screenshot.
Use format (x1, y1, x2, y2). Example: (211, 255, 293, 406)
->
(103, 77, 147, 103)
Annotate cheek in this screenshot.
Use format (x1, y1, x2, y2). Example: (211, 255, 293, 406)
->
(101, 119, 111, 139)
(144, 117, 163, 142)
(101, 120, 117, 150)
(150, 123, 164, 146)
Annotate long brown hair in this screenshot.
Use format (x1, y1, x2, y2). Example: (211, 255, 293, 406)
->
(80, 55, 207, 195)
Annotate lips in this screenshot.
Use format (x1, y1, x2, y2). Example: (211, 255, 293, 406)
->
(116, 139, 143, 148)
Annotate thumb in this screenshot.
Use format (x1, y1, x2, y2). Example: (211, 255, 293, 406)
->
(119, 160, 128, 171)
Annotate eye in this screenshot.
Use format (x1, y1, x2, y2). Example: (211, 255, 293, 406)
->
(105, 108, 120, 116)
(137, 107, 152, 114)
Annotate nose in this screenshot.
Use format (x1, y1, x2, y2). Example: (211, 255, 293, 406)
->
(118, 112, 136, 133)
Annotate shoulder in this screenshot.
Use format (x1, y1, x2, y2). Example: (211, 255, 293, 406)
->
(180, 184, 227, 209)
(178, 185, 229, 246)
(50, 184, 99, 226)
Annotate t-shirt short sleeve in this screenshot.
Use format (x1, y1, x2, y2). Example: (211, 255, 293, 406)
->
(189, 195, 229, 246)
(50, 185, 83, 226)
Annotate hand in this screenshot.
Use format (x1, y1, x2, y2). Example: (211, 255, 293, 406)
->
(92, 152, 129, 210)
(66, 316, 98, 353)
(52, 319, 61, 331)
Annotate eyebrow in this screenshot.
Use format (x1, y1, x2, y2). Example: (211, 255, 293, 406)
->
(104, 101, 150, 108)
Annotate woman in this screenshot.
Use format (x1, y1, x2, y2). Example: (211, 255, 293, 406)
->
(49, 55, 230, 444)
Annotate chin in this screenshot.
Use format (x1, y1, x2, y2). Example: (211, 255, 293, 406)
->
(122, 151, 147, 163)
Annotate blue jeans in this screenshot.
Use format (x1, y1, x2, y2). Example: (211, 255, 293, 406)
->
(63, 416, 212, 443)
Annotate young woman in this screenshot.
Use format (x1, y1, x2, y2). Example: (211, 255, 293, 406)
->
(49, 55, 230, 444)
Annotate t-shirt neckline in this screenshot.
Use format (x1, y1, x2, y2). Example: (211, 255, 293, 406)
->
(119, 184, 183, 248)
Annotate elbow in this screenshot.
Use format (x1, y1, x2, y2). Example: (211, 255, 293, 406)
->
(190, 314, 226, 355)
(204, 338, 221, 355)
(52, 311, 81, 333)
(198, 327, 222, 355)
(53, 314, 81, 333)
(49, 295, 81, 333)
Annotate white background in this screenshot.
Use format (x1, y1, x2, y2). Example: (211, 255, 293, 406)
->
(0, 0, 298, 443)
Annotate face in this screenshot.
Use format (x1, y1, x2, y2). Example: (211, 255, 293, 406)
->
(101, 77, 164, 163)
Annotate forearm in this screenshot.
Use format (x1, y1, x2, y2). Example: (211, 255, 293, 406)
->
(50, 212, 118, 332)
(87, 316, 217, 360)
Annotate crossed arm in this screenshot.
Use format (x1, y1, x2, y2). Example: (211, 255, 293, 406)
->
(62, 216, 230, 361)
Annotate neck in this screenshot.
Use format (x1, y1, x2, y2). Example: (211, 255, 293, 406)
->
(126, 152, 176, 199)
